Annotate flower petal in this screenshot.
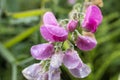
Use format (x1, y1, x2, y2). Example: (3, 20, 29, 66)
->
(63, 49, 82, 69)
(31, 43, 54, 60)
(43, 12, 58, 26)
(22, 63, 42, 80)
(40, 25, 68, 42)
(50, 51, 64, 68)
(70, 64, 91, 78)
(37, 72, 48, 80)
(48, 66, 61, 80)
(82, 5, 103, 33)
(46, 25, 68, 37)
(76, 35, 97, 51)
(40, 26, 55, 42)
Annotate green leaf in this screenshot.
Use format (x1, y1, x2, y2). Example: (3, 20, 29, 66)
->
(0, 42, 16, 64)
(95, 51, 120, 80)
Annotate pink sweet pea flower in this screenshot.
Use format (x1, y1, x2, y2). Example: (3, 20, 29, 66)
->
(31, 43, 54, 60)
(76, 35, 97, 51)
(40, 12, 68, 42)
(82, 5, 103, 33)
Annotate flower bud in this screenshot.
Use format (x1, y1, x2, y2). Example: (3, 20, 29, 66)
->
(67, 20, 78, 32)
(76, 35, 97, 51)
(31, 43, 54, 60)
(82, 5, 103, 33)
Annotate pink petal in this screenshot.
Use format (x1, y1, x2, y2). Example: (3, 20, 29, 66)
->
(40, 25, 68, 42)
(82, 5, 103, 33)
(46, 25, 68, 37)
(76, 35, 97, 51)
(31, 43, 54, 60)
(43, 12, 58, 26)
(40, 26, 55, 42)
(63, 49, 82, 69)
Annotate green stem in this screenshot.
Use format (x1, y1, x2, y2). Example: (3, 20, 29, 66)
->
(12, 64, 17, 80)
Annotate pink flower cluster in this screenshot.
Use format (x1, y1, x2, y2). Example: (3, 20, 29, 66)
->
(22, 3, 103, 80)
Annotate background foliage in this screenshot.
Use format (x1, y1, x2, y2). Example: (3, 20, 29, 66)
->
(0, 0, 120, 80)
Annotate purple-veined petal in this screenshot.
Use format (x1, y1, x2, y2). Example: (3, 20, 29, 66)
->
(40, 25, 68, 42)
(70, 64, 91, 78)
(67, 20, 78, 32)
(76, 35, 97, 51)
(43, 12, 58, 26)
(50, 51, 64, 68)
(31, 43, 54, 60)
(22, 63, 42, 80)
(48, 66, 61, 80)
(63, 49, 82, 69)
(82, 5, 103, 33)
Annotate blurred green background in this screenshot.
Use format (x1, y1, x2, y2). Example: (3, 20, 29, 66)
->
(0, 0, 120, 80)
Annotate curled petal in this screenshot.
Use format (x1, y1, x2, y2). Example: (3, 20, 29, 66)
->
(50, 51, 64, 68)
(63, 49, 82, 69)
(48, 66, 61, 80)
(40, 25, 68, 42)
(22, 63, 42, 80)
(70, 64, 91, 78)
(82, 5, 103, 33)
(31, 43, 54, 60)
(76, 35, 97, 51)
(43, 12, 58, 26)
(67, 20, 78, 32)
